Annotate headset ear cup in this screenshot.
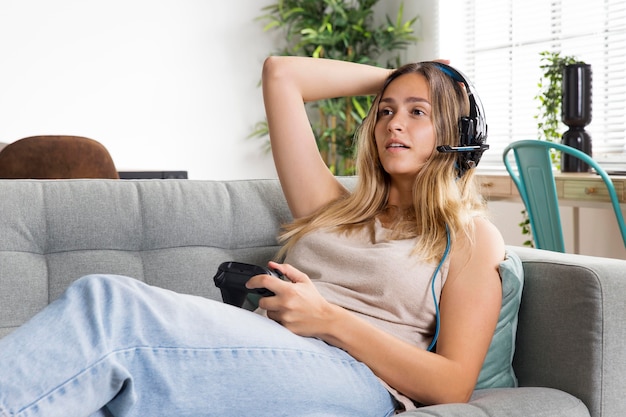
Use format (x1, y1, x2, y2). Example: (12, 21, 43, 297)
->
(457, 95, 488, 175)
(457, 116, 480, 175)
(459, 117, 474, 147)
(430, 61, 489, 177)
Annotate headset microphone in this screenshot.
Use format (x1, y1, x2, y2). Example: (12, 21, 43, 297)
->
(437, 144, 489, 153)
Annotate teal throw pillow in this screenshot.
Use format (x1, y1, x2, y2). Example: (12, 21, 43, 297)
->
(475, 249, 524, 389)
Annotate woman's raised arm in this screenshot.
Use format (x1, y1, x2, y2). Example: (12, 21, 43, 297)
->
(262, 56, 391, 219)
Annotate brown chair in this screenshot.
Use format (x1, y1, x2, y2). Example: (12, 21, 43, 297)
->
(0, 135, 119, 179)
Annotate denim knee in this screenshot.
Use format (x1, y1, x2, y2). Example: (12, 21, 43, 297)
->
(70, 274, 138, 293)
(66, 274, 141, 306)
(61, 274, 146, 338)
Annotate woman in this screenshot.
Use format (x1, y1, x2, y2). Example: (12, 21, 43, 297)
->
(253, 56, 505, 410)
(0, 57, 505, 417)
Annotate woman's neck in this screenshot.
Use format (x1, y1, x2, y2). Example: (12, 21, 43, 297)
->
(386, 181, 414, 210)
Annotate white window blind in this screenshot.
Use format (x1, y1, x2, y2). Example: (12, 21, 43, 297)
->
(451, 0, 626, 169)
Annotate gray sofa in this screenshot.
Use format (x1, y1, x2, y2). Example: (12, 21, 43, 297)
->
(1, 178, 625, 417)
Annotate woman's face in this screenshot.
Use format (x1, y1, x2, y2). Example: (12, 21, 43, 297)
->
(374, 72, 436, 181)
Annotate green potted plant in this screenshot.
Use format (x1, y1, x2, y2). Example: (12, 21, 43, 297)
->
(252, 0, 418, 175)
(520, 51, 583, 247)
(535, 51, 582, 166)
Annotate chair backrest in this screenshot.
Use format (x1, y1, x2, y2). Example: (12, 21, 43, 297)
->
(0, 135, 119, 179)
(503, 139, 626, 252)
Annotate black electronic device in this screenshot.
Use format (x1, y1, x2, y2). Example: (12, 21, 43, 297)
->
(431, 62, 489, 177)
(117, 171, 188, 179)
(213, 261, 284, 307)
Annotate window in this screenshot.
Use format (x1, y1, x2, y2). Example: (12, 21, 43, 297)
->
(441, 0, 626, 169)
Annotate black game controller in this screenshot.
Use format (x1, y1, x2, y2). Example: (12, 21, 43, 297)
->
(213, 261, 285, 307)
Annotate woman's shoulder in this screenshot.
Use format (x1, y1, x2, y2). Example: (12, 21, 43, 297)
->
(472, 216, 505, 251)
(449, 216, 506, 278)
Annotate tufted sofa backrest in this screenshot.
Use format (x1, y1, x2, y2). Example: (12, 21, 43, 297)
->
(0, 179, 295, 338)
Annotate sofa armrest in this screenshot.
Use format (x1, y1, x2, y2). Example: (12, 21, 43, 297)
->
(510, 245, 626, 417)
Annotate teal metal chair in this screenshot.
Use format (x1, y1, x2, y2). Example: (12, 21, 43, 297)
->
(503, 139, 626, 252)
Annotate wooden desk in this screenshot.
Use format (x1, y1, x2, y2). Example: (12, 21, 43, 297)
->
(477, 171, 626, 205)
(477, 171, 626, 253)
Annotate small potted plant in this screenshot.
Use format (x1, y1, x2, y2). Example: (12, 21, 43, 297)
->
(535, 51, 582, 166)
(520, 51, 583, 247)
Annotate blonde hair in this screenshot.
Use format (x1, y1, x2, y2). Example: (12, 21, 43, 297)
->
(277, 62, 488, 264)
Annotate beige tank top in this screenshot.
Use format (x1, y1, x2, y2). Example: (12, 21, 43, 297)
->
(285, 220, 449, 348)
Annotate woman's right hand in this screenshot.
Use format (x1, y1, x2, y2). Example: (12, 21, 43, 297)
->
(247, 261, 338, 338)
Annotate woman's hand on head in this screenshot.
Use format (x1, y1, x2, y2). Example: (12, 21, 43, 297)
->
(246, 261, 337, 337)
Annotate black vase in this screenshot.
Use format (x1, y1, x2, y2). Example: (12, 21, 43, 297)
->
(561, 63, 592, 172)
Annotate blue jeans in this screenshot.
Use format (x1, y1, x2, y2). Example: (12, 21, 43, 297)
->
(0, 275, 397, 417)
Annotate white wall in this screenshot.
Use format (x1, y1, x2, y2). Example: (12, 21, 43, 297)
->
(488, 199, 626, 260)
(0, 0, 277, 180)
(0, 0, 437, 180)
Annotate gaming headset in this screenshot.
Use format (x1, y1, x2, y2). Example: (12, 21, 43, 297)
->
(430, 62, 489, 177)
(425, 63, 488, 350)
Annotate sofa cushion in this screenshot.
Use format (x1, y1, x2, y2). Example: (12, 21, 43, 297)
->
(401, 387, 589, 417)
(475, 250, 524, 389)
